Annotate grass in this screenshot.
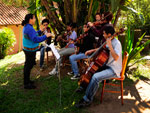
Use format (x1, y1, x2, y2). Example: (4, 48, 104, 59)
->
(127, 62, 150, 82)
(127, 51, 150, 82)
(0, 52, 89, 113)
(0, 51, 150, 113)
(0, 76, 86, 113)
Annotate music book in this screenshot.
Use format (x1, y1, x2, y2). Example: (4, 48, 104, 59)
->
(48, 43, 60, 60)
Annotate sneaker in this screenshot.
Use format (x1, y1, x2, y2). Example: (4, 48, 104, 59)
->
(49, 68, 57, 75)
(75, 98, 91, 108)
(67, 71, 74, 75)
(40, 67, 44, 71)
(29, 80, 35, 85)
(24, 83, 36, 89)
(75, 87, 84, 93)
(40, 65, 47, 71)
(71, 74, 80, 80)
(60, 63, 63, 67)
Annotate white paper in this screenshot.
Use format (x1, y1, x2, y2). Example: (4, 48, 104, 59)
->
(41, 41, 47, 47)
(48, 43, 60, 60)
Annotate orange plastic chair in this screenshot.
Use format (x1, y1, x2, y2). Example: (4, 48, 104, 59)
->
(100, 51, 129, 105)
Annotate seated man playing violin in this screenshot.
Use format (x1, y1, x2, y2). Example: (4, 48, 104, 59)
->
(83, 13, 103, 48)
(39, 19, 52, 70)
(88, 12, 113, 47)
(49, 23, 77, 75)
(75, 26, 122, 108)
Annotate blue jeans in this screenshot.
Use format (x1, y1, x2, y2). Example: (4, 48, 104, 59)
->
(83, 67, 118, 102)
(40, 46, 51, 67)
(69, 53, 88, 75)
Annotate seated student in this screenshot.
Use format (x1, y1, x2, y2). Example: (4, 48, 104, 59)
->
(39, 19, 52, 70)
(49, 23, 77, 75)
(88, 12, 113, 47)
(75, 26, 122, 108)
(84, 13, 103, 48)
(68, 26, 96, 80)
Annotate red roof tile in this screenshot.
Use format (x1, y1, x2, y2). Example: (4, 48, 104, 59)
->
(0, 3, 28, 25)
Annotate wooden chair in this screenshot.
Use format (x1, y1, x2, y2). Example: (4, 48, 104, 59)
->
(46, 51, 49, 65)
(100, 51, 129, 105)
(62, 55, 71, 67)
(46, 49, 53, 65)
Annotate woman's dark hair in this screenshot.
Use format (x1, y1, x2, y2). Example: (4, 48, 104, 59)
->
(66, 22, 76, 28)
(71, 23, 76, 28)
(42, 19, 49, 25)
(104, 12, 113, 22)
(104, 26, 115, 35)
(22, 13, 34, 26)
(95, 13, 101, 16)
(66, 22, 72, 26)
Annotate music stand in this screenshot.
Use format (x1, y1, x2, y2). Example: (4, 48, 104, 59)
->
(49, 43, 62, 106)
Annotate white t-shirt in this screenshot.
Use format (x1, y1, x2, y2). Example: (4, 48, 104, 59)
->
(106, 38, 122, 77)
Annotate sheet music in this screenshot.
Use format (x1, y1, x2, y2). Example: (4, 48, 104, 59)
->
(48, 43, 60, 60)
(41, 41, 47, 47)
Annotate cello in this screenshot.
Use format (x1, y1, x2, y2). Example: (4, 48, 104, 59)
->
(78, 28, 125, 88)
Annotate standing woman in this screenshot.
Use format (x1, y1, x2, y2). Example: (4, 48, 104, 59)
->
(22, 14, 52, 89)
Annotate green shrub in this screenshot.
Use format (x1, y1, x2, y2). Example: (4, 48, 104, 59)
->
(0, 27, 16, 59)
(122, 27, 150, 68)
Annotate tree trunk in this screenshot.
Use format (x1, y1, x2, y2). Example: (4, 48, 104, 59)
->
(20, 0, 23, 6)
(113, 0, 125, 27)
(35, 11, 39, 30)
(64, 0, 72, 23)
(97, 2, 101, 13)
(113, 8, 121, 27)
(72, 0, 77, 23)
(41, 0, 65, 33)
(86, 0, 93, 22)
(77, 0, 83, 13)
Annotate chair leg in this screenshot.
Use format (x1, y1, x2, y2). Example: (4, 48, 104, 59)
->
(121, 80, 124, 105)
(46, 51, 48, 65)
(62, 56, 66, 68)
(78, 60, 86, 74)
(101, 80, 106, 103)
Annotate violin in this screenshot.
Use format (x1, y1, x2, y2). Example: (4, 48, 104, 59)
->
(84, 20, 107, 33)
(65, 19, 107, 48)
(56, 30, 72, 42)
(65, 33, 88, 48)
(93, 20, 107, 26)
(65, 13, 113, 48)
(85, 12, 113, 31)
(78, 28, 125, 88)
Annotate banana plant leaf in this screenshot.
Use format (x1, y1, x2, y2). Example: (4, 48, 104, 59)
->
(128, 39, 150, 65)
(122, 27, 150, 67)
